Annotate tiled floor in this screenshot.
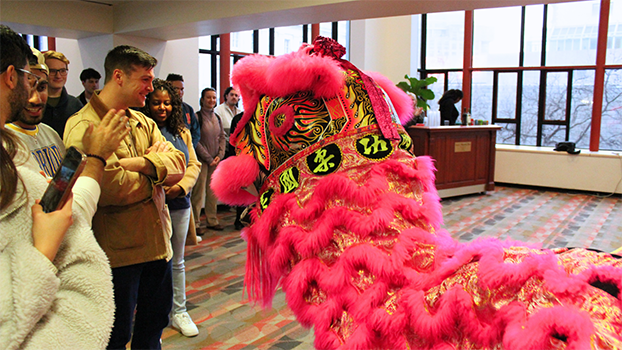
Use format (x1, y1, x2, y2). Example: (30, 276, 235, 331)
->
(162, 187, 622, 349)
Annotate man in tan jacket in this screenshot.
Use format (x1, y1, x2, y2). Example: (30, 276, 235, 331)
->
(64, 45, 185, 350)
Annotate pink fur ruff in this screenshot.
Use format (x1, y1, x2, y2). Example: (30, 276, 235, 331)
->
(210, 154, 259, 205)
(366, 71, 415, 125)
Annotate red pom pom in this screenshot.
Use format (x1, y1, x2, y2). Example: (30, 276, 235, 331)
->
(211, 154, 259, 206)
(312, 36, 346, 59)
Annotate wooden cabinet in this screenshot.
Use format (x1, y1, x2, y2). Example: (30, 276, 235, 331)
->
(406, 125, 500, 198)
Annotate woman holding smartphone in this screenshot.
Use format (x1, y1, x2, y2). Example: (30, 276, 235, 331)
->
(0, 95, 129, 347)
(141, 79, 201, 337)
(0, 26, 130, 350)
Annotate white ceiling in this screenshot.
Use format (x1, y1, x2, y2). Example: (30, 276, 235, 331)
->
(1, 0, 583, 41)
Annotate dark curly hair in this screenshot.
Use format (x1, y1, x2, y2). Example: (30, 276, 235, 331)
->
(141, 78, 185, 136)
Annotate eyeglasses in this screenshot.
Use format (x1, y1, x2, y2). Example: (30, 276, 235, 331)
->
(17, 68, 42, 89)
(49, 68, 68, 76)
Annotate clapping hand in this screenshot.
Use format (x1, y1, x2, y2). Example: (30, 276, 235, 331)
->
(82, 109, 130, 161)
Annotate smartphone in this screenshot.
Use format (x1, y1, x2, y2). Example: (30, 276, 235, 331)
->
(40, 146, 87, 213)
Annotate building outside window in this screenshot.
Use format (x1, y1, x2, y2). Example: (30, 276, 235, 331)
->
(422, 0, 622, 151)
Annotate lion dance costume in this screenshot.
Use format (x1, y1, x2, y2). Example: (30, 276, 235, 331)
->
(211, 37, 622, 349)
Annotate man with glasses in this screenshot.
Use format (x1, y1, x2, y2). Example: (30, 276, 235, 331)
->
(41, 50, 83, 137)
(7, 47, 65, 177)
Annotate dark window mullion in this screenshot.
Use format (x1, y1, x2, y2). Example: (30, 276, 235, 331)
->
(536, 5, 548, 146)
(537, 71, 547, 146)
(565, 70, 573, 141)
(421, 14, 427, 79)
(269, 28, 275, 56)
(303, 25, 309, 43)
(542, 120, 568, 126)
(492, 71, 499, 122)
(211, 36, 218, 89)
(332, 22, 338, 40)
(253, 29, 259, 53)
(519, 6, 526, 68)
(516, 70, 524, 145)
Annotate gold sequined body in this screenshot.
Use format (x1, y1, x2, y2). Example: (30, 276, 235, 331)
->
(245, 124, 622, 349)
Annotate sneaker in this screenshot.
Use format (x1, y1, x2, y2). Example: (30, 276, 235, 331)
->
(172, 312, 199, 337)
(196, 236, 202, 243)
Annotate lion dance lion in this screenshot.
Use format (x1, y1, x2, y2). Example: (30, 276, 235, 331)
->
(211, 37, 622, 350)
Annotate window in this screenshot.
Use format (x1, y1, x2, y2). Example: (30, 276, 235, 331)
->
(425, 11, 464, 69)
(523, 5, 544, 67)
(199, 21, 349, 99)
(198, 35, 219, 92)
(424, 1, 622, 150)
(606, 0, 622, 64)
(274, 25, 305, 55)
(473, 7, 522, 68)
(471, 71, 494, 123)
(230, 30, 254, 54)
(601, 69, 622, 150)
(569, 70, 595, 149)
(546, 1, 599, 66)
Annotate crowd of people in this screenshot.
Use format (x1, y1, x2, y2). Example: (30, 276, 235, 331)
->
(0, 24, 241, 349)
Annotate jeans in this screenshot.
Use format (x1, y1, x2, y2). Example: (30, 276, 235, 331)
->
(170, 207, 191, 314)
(107, 259, 173, 350)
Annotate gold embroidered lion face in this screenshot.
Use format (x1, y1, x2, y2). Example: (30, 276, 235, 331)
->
(232, 68, 383, 174)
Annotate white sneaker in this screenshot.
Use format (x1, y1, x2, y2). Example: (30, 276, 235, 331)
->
(196, 236, 202, 243)
(172, 312, 199, 337)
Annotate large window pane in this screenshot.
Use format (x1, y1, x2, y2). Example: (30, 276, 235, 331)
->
(426, 11, 464, 69)
(600, 69, 622, 150)
(471, 71, 493, 121)
(524, 5, 544, 67)
(545, 72, 568, 121)
(546, 1, 599, 66)
(473, 7, 522, 68)
(569, 70, 594, 148)
(520, 71, 541, 146)
(198, 53, 219, 94)
(542, 124, 567, 146)
(448, 71, 463, 114)
(320, 22, 333, 38)
(496, 123, 517, 144)
(274, 25, 304, 55)
(497, 73, 518, 120)
(337, 21, 350, 60)
(606, 0, 622, 64)
(428, 73, 445, 110)
(231, 30, 254, 53)
(258, 29, 270, 55)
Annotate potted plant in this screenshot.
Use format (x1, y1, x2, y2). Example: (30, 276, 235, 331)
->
(396, 75, 437, 124)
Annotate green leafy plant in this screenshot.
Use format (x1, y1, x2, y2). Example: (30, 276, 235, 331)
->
(396, 75, 438, 110)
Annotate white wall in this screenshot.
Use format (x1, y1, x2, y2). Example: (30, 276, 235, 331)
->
(55, 38, 85, 97)
(55, 35, 200, 110)
(349, 16, 412, 83)
(159, 37, 200, 111)
(495, 145, 622, 194)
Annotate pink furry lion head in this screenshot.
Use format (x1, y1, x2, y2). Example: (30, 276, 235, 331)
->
(211, 36, 414, 205)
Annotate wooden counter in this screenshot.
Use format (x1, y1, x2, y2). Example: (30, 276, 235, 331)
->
(406, 125, 501, 198)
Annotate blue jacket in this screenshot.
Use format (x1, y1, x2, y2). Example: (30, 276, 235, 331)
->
(182, 102, 200, 148)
